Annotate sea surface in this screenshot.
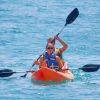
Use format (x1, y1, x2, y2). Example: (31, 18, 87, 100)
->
(0, 0, 100, 100)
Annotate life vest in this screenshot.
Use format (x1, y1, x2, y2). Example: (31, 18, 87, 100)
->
(43, 51, 59, 69)
(55, 48, 64, 65)
(55, 48, 62, 58)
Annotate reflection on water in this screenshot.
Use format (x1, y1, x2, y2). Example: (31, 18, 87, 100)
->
(31, 78, 68, 86)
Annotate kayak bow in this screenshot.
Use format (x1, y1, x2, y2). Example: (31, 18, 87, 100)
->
(31, 67, 74, 82)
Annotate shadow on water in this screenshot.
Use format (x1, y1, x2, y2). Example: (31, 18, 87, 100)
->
(31, 78, 74, 86)
(31, 79, 65, 86)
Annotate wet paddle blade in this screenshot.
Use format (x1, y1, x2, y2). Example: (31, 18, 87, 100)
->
(56, 8, 79, 37)
(20, 73, 27, 77)
(80, 64, 100, 72)
(0, 69, 14, 77)
(0, 69, 35, 78)
(65, 8, 79, 26)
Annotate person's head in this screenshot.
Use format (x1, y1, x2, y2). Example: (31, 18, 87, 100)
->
(47, 37, 55, 45)
(46, 43, 55, 54)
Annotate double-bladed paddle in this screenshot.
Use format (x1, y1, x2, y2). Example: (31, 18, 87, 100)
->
(0, 64, 99, 78)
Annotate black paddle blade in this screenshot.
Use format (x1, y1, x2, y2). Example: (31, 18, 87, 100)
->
(0, 69, 14, 77)
(20, 73, 27, 77)
(80, 64, 100, 72)
(65, 8, 79, 26)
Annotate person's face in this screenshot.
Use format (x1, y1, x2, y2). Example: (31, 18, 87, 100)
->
(46, 45, 54, 54)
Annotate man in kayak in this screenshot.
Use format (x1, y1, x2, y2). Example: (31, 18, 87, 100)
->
(39, 43, 63, 70)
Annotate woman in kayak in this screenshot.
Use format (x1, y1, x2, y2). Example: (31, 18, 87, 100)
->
(39, 43, 63, 70)
(47, 35, 68, 59)
(34, 35, 68, 66)
(47, 35, 68, 66)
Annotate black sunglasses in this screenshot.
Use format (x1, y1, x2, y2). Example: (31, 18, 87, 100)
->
(47, 47, 54, 49)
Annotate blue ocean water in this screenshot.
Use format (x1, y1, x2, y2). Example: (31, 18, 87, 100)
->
(0, 0, 100, 100)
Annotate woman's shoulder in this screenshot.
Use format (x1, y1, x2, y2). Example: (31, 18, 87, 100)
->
(55, 48, 62, 53)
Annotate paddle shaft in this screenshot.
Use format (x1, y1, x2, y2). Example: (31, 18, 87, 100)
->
(0, 71, 34, 74)
(55, 8, 79, 39)
(20, 55, 41, 77)
(0, 64, 100, 77)
(0, 64, 99, 77)
(56, 25, 67, 36)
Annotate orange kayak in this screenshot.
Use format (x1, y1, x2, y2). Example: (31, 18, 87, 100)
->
(31, 67, 74, 82)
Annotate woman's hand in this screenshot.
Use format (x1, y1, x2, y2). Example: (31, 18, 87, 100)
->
(54, 35, 60, 41)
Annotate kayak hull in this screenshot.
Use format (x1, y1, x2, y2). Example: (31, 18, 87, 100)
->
(31, 67, 74, 82)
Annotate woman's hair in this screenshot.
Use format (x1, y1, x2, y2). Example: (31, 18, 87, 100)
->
(47, 37, 55, 44)
(46, 43, 54, 49)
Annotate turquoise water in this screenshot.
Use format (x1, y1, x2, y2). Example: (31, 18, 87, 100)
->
(0, 0, 100, 99)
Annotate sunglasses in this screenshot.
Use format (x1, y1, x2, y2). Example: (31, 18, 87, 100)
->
(47, 47, 54, 49)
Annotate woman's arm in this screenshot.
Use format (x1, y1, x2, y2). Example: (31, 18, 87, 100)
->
(54, 36, 68, 53)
